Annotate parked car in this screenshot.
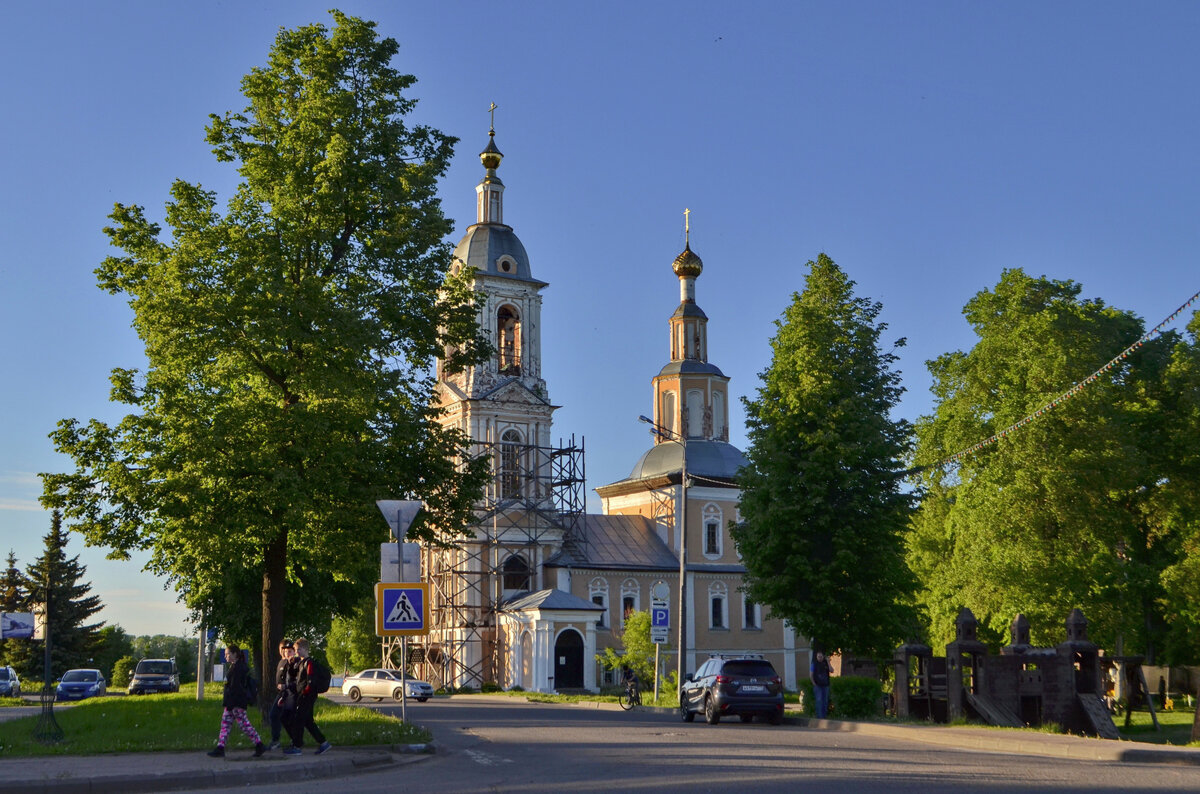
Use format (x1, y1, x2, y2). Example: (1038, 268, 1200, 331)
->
(680, 654, 784, 725)
(55, 669, 107, 701)
(128, 658, 180, 695)
(0, 665, 20, 698)
(342, 668, 434, 702)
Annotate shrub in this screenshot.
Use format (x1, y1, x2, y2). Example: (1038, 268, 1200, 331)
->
(480, 682, 503, 693)
(798, 676, 882, 719)
(110, 655, 137, 689)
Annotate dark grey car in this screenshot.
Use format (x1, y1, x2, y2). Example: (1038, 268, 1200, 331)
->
(128, 658, 179, 695)
(680, 655, 784, 725)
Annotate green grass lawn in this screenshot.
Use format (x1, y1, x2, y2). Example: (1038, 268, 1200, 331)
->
(0, 684, 429, 757)
(1117, 707, 1198, 746)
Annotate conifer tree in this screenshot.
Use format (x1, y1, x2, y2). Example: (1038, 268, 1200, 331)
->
(0, 551, 27, 665)
(733, 254, 916, 658)
(6, 511, 105, 681)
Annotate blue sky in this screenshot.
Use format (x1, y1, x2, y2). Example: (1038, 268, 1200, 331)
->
(2, 1, 1198, 638)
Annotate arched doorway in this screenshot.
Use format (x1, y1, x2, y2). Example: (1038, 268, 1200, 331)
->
(554, 629, 584, 690)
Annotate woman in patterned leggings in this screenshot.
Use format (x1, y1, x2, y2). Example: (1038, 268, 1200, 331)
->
(206, 643, 265, 758)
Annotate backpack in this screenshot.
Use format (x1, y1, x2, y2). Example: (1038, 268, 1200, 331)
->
(244, 671, 259, 702)
(310, 659, 332, 694)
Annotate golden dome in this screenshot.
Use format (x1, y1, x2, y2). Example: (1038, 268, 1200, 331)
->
(480, 133, 503, 170)
(672, 244, 703, 277)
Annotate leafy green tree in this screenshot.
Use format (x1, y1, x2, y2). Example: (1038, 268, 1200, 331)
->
(729, 255, 916, 657)
(732, 254, 916, 659)
(93, 625, 134, 683)
(40, 12, 490, 703)
(6, 511, 105, 682)
(0, 551, 27, 665)
(908, 270, 1189, 657)
(327, 597, 380, 674)
(110, 654, 138, 688)
(596, 610, 660, 690)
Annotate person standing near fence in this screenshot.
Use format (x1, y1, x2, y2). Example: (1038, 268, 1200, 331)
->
(811, 650, 833, 720)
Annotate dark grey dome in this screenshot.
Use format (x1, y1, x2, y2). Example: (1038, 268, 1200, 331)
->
(656, 360, 727, 378)
(628, 439, 747, 481)
(453, 224, 539, 282)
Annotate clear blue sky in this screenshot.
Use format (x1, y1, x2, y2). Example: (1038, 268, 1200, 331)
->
(3, 2, 1197, 638)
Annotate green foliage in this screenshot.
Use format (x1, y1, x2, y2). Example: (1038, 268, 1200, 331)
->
(734, 254, 916, 658)
(909, 270, 1199, 661)
(93, 626, 134, 683)
(797, 675, 882, 719)
(327, 598, 383, 674)
(0, 688, 427, 756)
(39, 11, 491, 702)
(6, 512, 104, 682)
(595, 610, 659, 687)
(0, 551, 27, 666)
(110, 655, 137, 688)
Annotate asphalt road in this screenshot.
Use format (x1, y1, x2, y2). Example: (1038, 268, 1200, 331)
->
(168, 695, 1200, 794)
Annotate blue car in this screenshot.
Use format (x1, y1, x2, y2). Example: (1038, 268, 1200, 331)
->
(55, 669, 107, 701)
(0, 665, 20, 698)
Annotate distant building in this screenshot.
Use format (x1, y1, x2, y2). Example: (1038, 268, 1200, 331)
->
(422, 128, 809, 692)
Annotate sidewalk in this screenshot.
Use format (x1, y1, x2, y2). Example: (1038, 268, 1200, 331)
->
(0, 742, 432, 794)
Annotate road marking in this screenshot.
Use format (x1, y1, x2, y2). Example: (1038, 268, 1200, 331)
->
(464, 749, 513, 766)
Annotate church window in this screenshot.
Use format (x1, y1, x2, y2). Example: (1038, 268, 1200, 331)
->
(703, 504, 722, 558)
(620, 579, 640, 627)
(661, 392, 676, 438)
(489, 189, 501, 223)
(590, 578, 609, 629)
(499, 429, 522, 499)
(502, 554, 531, 591)
(712, 391, 725, 439)
(686, 390, 704, 438)
(497, 305, 521, 374)
(709, 581, 728, 629)
(743, 596, 761, 630)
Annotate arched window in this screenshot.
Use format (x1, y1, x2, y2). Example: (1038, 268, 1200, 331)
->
(620, 579, 640, 627)
(712, 391, 726, 440)
(686, 390, 704, 438)
(497, 305, 521, 374)
(703, 503, 723, 558)
(502, 554, 531, 592)
(709, 581, 728, 629)
(499, 429, 521, 499)
(661, 391, 676, 438)
(590, 577, 609, 629)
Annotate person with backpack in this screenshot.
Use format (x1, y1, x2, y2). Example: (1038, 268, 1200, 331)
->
(810, 649, 833, 720)
(267, 638, 295, 750)
(282, 637, 331, 755)
(206, 643, 266, 758)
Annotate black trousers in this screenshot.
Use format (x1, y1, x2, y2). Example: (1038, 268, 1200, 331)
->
(283, 694, 326, 747)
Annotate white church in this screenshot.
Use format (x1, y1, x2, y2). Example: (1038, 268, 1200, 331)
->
(417, 127, 812, 693)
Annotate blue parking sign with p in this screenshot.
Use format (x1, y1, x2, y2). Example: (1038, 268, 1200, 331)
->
(375, 582, 429, 636)
(652, 606, 669, 628)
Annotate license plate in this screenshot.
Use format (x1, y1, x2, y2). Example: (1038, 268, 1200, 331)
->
(740, 685, 766, 693)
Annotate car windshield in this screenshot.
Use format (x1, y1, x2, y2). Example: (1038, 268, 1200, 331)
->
(136, 661, 173, 675)
(62, 671, 98, 683)
(722, 661, 777, 677)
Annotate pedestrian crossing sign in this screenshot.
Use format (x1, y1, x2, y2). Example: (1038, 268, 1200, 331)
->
(375, 582, 429, 636)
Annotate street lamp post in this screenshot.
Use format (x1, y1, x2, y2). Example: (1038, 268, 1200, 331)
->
(640, 415, 688, 699)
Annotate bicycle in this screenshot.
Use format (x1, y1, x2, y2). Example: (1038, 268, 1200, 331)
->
(618, 680, 642, 710)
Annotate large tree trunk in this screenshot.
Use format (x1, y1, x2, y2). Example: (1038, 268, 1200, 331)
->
(1192, 701, 1200, 743)
(259, 529, 288, 715)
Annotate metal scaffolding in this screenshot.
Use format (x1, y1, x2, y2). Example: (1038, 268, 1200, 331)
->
(400, 435, 586, 690)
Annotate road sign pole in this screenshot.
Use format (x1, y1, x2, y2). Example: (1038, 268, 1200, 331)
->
(654, 643, 660, 704)
(401, 635, 408, 723)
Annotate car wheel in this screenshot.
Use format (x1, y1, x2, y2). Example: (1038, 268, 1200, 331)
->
(348, 687, 362, 702)
(680, 701, 695, 722)
(393, 688, 404, 701)
(739, 714, 754, 723)
(704, 696, 721, 725)
(417, 697, 429, 702)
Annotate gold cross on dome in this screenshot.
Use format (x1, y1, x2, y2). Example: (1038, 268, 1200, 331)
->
(489, 102, 498, 133)
(684, 208, 691, 244)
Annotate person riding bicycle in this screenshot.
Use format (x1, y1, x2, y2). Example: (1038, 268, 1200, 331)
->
(621, 666, 640, 704)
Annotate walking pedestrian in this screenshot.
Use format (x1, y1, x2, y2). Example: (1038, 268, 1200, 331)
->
(206, 644, 266, 758)
(811, 649, 833, 720)
(267, 639, 294, 750)
(282, 637, 331, 755)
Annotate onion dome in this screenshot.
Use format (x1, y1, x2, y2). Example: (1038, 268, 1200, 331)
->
(672, 244, 703, 278)
(480, 132, 503, 170)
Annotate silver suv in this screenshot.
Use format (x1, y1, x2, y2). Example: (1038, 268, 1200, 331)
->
(128, 658, 179, 695)
(680, 654, 784, 725)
